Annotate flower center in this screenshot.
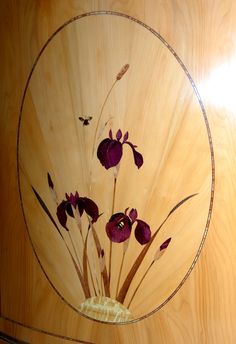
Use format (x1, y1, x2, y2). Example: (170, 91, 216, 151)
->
(117, 219, 125, 230)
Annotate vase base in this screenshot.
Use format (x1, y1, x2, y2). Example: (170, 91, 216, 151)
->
(78, 296, 133, 323)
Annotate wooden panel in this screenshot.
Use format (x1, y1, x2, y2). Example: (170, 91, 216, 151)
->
(18, 11, 213, 323)
(1, 0, 236, 342)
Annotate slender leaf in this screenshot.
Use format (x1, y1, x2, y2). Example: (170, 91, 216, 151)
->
(167, 193, 198, 217)
(47, 172, 54, 189)
(117, 193, 197, 304)
(92, 226, 110, 297)
(32, 186, 91, 298)
(82, 231, 91, 298)
(32, 186, 62, 238)
(68, 247, 90, 298)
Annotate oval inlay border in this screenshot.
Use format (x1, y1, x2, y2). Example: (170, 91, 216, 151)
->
(17, 11, 215, 325)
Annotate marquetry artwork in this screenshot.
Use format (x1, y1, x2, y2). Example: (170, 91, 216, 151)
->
(5, 1, 236, 342)
(17, 11, 214, 324)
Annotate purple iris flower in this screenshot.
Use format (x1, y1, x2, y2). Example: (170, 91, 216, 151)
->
(57, 191, 99, 230)
(97, 129, 143, 170)
(105, 208, 151, 245)
(106, 212, 132, 243)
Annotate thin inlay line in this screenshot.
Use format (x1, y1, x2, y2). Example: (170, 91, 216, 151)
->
(15, 10, 215, 326)
(0, 316, 95, 344)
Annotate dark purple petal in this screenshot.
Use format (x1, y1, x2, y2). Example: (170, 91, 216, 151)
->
(124, 141, 143, 169)
(123, 131, 129, 142)
(160, 237, 171, 251)
(116, 129, 122, 141)
(79, 197, 100, 223)
(133, 150, 144, 168)
(106, 213, 132, 243)
(56, 201, 68, 230)
(134, 220, 151, 245)
(129, 208, 138, 223)
(109, 129, 113, 139)
(47, 172, 54, 189)
(97, 138, 123, 169)
(66, 191, 80, 208)
(74, 199, 83, 218)
(65, 202, 74, 217)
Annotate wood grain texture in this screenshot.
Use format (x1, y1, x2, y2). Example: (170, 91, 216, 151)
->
(1, 0, 236, 342)
(17, 10, 212, 322)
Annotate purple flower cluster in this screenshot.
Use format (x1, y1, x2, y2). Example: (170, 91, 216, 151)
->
(106, 208, 151, 245)
(97, 129, 143, 170)
(56, 129, 149, 245)
(57, 192, 99, 230)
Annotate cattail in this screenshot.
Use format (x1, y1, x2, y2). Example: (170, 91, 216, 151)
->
(47, 172, 58, 204)
(116, 64, 129, 80)
(47, 172, 54, 189)
(99, 249, 106, 272)
(154, 237, 171, 261)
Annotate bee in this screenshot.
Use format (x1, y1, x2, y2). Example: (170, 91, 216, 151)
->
(117, 220, 125, 230)
(78, 116, 92, 126)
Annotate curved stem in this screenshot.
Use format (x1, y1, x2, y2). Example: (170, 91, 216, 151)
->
(83, 229, 98, 296)
(91, 238, 101, 295)
(64, 233, 90, 298)
(68, 230, 82, 273)
(91, 225, 110, 297)
(127, 261, 154, 308)
(92, 80, 117, 157)
(117, 194, 197, 304)
(109, 176, 117, 282)
(73, 209, 98, 296)
(31, 187, 90, 297)
(116, 250, 126, 298)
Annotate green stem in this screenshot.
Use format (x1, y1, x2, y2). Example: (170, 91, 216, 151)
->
(73, 209, 98, 296)
(92, 80, 117, 157)
(116, 249, 126, 298)
(68, 230, 82, 272)
(91, 239, 101, 295)
(109, 176, 117, 282)
(91, 225, 110, 297)
(83, 229, 98, 297)
(117, 194, 197, 304)
(86, 223, 99, 296)
(101, 274, 104, 296)
(63, 231, 90, 298)
(31, 187, 89, 297)
(127, 261, 154, 308)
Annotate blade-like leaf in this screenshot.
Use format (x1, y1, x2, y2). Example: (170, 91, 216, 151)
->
(167, 193, 198, 218)
(68, 247, 91, 298)
(117, 194, 197, 304)
(82, 231, 91, 298)
(32, 186, 62, 238)
(32, 186, 91, 298)
(47, 172, 54, 189)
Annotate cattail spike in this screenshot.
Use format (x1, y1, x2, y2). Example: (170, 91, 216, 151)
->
(99, 249, 106, 273)
(47, 172, 54, 189)
(116, 64, 129, 80)
(47, 173, 58, 204)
